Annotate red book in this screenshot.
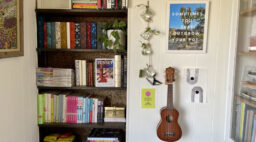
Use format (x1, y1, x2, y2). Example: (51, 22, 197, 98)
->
(43, 22, 47, 48)
(70, 22, 75, 49)
(97, 0, 102, 8)
(80, 22, 86, 49)
(66, 96, 78, 123)
(86, 23, 91, 49)
(103, 0, 107, 8)
(116, 0, 118, 9)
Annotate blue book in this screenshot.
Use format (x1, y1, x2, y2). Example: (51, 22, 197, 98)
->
(91, 22, 97, 49)
(46, 22, 52, 48)
(37, 16, 45, 48)
(51, 22, 56, 49)
(83, 98, 86, 123)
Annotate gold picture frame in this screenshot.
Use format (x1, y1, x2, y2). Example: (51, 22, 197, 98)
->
(0, 0, 23, 59)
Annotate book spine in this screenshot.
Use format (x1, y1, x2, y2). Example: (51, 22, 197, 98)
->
(66, 22, 71, 49)
(53, 95, 57, 122)
(94, 99, 98, 123)
(80, 22, 87, 49)
(75, 60, 80, 86)
(44, 94, 48, 122)
(88, 62, 93, 87)
(75, 23, 81, 49)
(61, 22, 67, 49)
(114, 55, 121, 87)
(51, 22, 56, 49)
(70, 22, 75, 49)
(111, 0, 115, 9)
(62, 95, 67, 123)
(103, 0, 107, 9)
(58, 95, 63, 122)
(91, 22, 97, 49)
(43, 22, 47, 48)
(82, 98, 86, 123)
(37, 94, 45, 124)
(55, 22, 61, 49)
(123, 56, 127, 87)
(89, 98, 93, 123)
(77, 97, 83, 123)
(122, 0, 126, 8)
(97, 0, 102, 8)
(46, 22, 51, 48)
(118, 0, 122, 9)
(96, 22, 102, 49)
(107, 0, 111, 9)
(240, 103, 246, 141)
(37, 17, 44, 49)
(56, 95, 59, 122)
(86, 23, 92, 49)
(82, 60, 87, 86)
(51, 94, 54, 122)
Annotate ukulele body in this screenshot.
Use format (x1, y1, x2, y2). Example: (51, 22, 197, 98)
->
(157, 107, 182, 142)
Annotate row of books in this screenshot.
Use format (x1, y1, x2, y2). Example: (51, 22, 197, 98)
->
(72, 0, 127, 9)
(37, 20, 108, 50)
(87, 128, 124, 142)
(235, 101, 256, 142)
(37, 93, 105, 124)
(36, 68, 75, 87)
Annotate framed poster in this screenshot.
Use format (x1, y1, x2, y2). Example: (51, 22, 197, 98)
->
(166, 1, 209, 53)
(0, 0, 23, 59)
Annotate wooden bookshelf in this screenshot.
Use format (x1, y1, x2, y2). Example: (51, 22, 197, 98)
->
(39, 122, 126, 129)
(38, 86, 126, 90)
(240, 7, 256, 16)
(238, 52, 256, 56)
(235, 96, 256, 108)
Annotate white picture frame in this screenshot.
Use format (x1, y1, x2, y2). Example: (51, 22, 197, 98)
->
(166, 0, 209, 54)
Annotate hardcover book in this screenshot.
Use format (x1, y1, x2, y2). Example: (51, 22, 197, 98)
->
(46, 22, 52, 48)
(86, 22, 92, 49)
(95, 58, 115, 87)
(37, 17, 44, 49)
(80, 22, 87, 49)
(51, 22, 56, 49)
(70, 22, 75, 49)
(91, 22, 97, 49)
(75, 23, 81, 49)
(60, 22, 67, 49)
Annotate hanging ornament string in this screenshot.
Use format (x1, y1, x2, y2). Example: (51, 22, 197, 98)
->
(137, 1, 162, 85)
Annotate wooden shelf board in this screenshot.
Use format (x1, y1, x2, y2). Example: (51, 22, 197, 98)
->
(238, 52, 256, 56)
(36, 9, 127, 17)
(240, 7, 256, 16)
(242, 82, 256, 89)
(38, 122, 126, 129)
(37, 48, 127, 54)
(235, 96, 256, 108)
(38, 86, 126, 90)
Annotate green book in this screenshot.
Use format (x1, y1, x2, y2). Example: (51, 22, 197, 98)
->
(37, 94, 45, 124)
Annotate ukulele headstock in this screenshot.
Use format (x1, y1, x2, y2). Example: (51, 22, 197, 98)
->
(165, 67, 175, 85)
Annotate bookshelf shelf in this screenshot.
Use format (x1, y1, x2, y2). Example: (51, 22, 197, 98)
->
(240, 7, 256, 16)
(235, 96, 256, 108)
(238, 52, 256, 56)
(36, 9, 127, 17)
(38, 122, 126, 129)
(242, 82, 256, 89)
(37, 48, 127, 55)
(37, 86, 126, 90)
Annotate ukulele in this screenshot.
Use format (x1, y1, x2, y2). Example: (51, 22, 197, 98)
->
(157, 67, 182, 142)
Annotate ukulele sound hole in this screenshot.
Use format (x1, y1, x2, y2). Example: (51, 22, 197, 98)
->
(164, 132, 175, 137)
(166, 115, 173, 123)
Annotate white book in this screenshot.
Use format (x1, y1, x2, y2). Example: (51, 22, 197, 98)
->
(79, 60, 83, 86)
(55, 22, 61, 49)
(107, 0, 111, 9)
(122, 0, 126, 8)
(75, 60, 80, 86)
(66, 22, 70, 49)
(114, 55, 121, 87)
(62, 95, 67, 123)
(82, 60, 87, 86)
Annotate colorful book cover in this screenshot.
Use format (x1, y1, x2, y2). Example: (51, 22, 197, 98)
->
(75, 23, 81, 49)
(37, 94, 45, 124)
(95, 58, 115, 87)
(70, 22, 75, 49)
(51, 22, 56, 49)
(86, 22, 92, 49)
(55, 22, 61, 49)
(91, 22, 97, 49)
(37, 16, 44, 49)
(61, 22, 67, 49)
(46, 22, 52, 49)
(80, 22, 87, 49)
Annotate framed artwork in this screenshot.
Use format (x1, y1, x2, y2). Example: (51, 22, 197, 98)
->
(166, 0, 209, 53)
(0, 0, 23, 59)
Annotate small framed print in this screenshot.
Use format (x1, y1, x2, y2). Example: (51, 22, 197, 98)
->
(0, 0, 23, 59)
(166, 0, 209, 53)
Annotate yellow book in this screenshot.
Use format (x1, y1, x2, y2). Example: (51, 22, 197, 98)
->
(51, 94, 54, 122)
(239, 102, 245, 141)
(60, 22, 67, 49)
(73, 5, 98, 9)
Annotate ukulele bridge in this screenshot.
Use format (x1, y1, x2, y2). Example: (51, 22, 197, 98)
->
(164, 132, 175, 137)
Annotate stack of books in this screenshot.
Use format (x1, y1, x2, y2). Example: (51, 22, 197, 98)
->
(72, 0, 128, 9)
(37, 19, 108, 50)
(43, 133, 76, 142)
(37, 93, 105, 124)
(36, 68, 74, 87)
(87, 128, 124, 142)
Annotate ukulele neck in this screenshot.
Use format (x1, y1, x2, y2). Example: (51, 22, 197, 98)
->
(167, 84, 174, 110)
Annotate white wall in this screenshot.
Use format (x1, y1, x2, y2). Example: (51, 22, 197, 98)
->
(127, 0, 233, 142)
(0, 0, 38, 141)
